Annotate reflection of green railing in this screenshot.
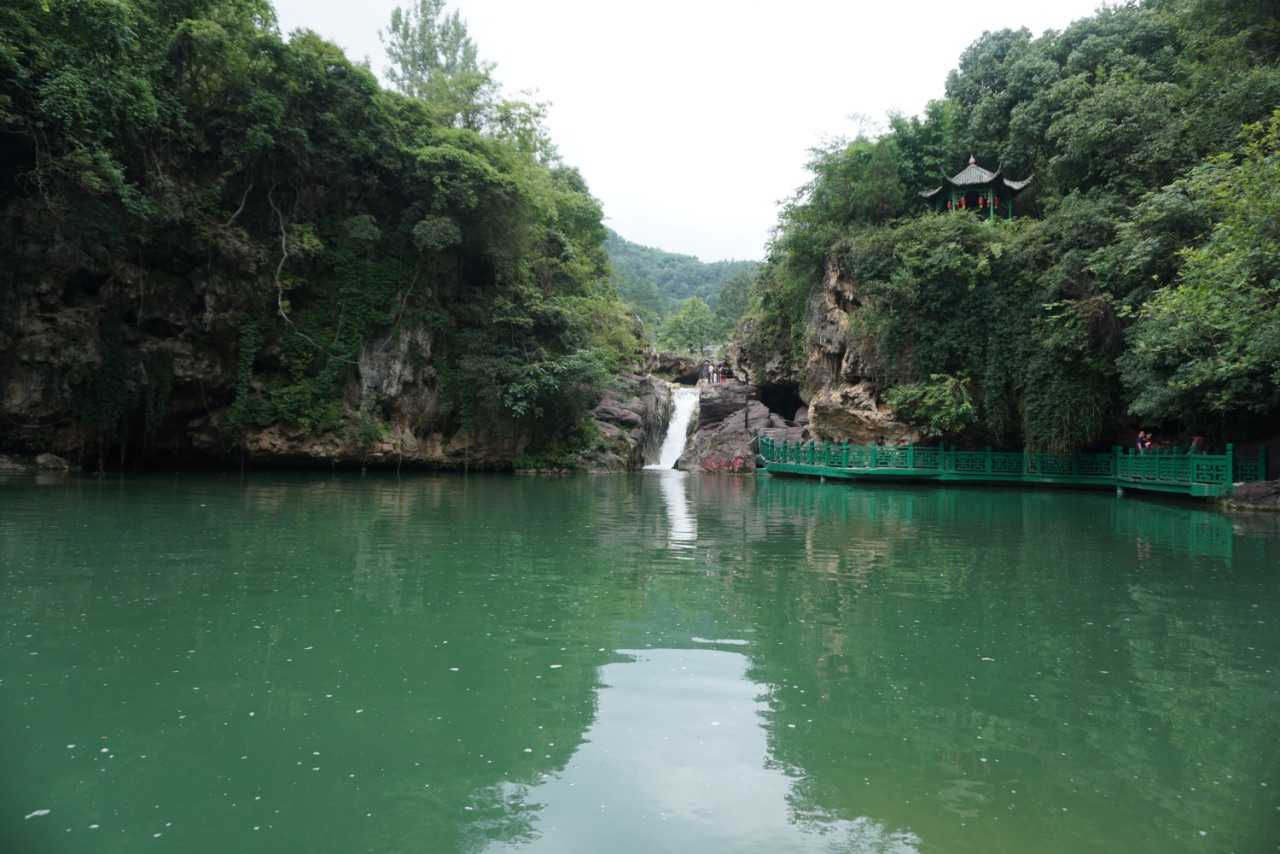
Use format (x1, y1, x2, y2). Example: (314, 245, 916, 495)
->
(754, 476, 1237, 562)
(1112, 499, 1234, 561)
(757, 439, 1268, 498)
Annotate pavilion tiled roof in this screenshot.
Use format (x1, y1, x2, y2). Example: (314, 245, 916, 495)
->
(950, 155, 999, 185)
(918, 155, 1033, 199)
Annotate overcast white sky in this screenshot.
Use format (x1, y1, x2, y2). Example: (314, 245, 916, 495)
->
(271, 0, 1105, 262)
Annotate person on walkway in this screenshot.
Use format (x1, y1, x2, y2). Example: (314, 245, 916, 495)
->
(1136, 431, 1151, 454)
(1190, 435, 1205, 454)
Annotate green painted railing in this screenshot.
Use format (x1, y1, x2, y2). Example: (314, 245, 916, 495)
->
(757, 439, 1268, 497)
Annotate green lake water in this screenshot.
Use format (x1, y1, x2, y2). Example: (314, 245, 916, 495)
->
(2, 471, 1277, 853)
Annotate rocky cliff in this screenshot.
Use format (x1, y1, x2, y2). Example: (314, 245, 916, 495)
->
(727, 252, 918, 448)
(1, 5, 665, 474)
(0, 218, 669, 473)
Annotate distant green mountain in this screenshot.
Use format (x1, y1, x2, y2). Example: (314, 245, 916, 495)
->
(606, 230, 758, 319)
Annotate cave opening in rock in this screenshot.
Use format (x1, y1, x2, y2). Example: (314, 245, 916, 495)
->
(756, 382, 805, 423)
(671, 367, 700, 385)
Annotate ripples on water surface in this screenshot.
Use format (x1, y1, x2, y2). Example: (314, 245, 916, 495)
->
(1, 471, 1277, 853)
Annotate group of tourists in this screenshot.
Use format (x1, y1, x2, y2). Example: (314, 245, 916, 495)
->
(1135, 430, 1206, 454)
(699, 361, 733, 384)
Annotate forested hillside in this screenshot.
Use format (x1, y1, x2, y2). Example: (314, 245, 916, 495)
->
(0, 0, 642, 467)
(606, 230, 757, 320)
(744, 0, 1280, 452)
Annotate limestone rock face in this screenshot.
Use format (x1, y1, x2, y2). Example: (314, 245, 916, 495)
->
(809, 382, 919, 446)
(35, 453, 70, 470)
(0, 196, 677, 471)
(677, 382, 766, 474)
(696, 382, 756, 430)
(804, 261, 880, 390)
(358, 324, 436, 411)
(1224, 480, 1280, 512)
(0, 232, 671, 470)
(726, 250, 916, 449)
(724, 318, 793, 389)
(0, 455, 27, 472)
(581, 374, 672, 473)
(653, 352, 701, 384)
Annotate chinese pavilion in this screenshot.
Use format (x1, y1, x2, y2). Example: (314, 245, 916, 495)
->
(920, 156, 1032, 219)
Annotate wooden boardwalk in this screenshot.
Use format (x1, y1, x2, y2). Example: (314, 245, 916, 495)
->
(756, 439, 1269, 498)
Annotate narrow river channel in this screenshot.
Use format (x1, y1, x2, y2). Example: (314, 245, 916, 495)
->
(2, 472, 1277, 852)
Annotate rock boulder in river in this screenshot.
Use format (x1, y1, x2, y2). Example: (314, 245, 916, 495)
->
(677, 382, 768, 474)
(579, 374, 672, 473)
(1224, 480, 1280, 512)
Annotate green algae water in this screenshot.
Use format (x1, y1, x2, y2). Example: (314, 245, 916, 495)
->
(2, 471, 1277, 853)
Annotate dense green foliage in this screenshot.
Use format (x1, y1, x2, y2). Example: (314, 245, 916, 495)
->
(657, 297, 716, 354)
(605, 230, 756, 320)
(0, 0, 640, 462)
(752, 0, 1280, 450)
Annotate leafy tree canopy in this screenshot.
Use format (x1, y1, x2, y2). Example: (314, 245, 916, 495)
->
(0, 0, 641, 464)
(749, 0, 1280, 451)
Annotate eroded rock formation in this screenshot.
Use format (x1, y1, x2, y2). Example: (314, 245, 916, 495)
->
(1224, 480, 1280, 513)
(726, 251, 917, 451)
(0, 232, 670, 472)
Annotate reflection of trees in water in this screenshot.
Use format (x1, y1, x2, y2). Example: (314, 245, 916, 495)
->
(734, 481, 1272, 851)
(6, 473, 1273, 851)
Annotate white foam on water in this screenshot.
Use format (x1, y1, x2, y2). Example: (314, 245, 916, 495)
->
(646, 386, 699, 470)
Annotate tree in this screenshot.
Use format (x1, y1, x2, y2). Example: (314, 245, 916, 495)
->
(711, 269, 753, 339)
(659, 297, 716, 354)
(1119, 110, 1280, 427)
(380, 0, 495, 129)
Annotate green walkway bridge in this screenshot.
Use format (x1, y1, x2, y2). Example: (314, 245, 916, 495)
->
(757, 438, 1269, 498)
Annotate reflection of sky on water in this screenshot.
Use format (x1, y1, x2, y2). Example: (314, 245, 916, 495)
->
(485, 649, 920, 854)
(657, 470, 697, 552)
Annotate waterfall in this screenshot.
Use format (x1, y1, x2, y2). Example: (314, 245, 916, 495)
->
(646, 385, 699, 470)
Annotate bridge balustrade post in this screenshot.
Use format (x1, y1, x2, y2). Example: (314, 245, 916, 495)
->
(985, 447, 993, 475)
(907, 443, 915, 471)
(841, 442, 849, 469)
(1261, 444, 1270, 481)
(1226, 444, 1235, 487)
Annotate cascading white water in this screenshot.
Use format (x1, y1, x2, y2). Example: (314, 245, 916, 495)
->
(646, 385, 699, 470)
